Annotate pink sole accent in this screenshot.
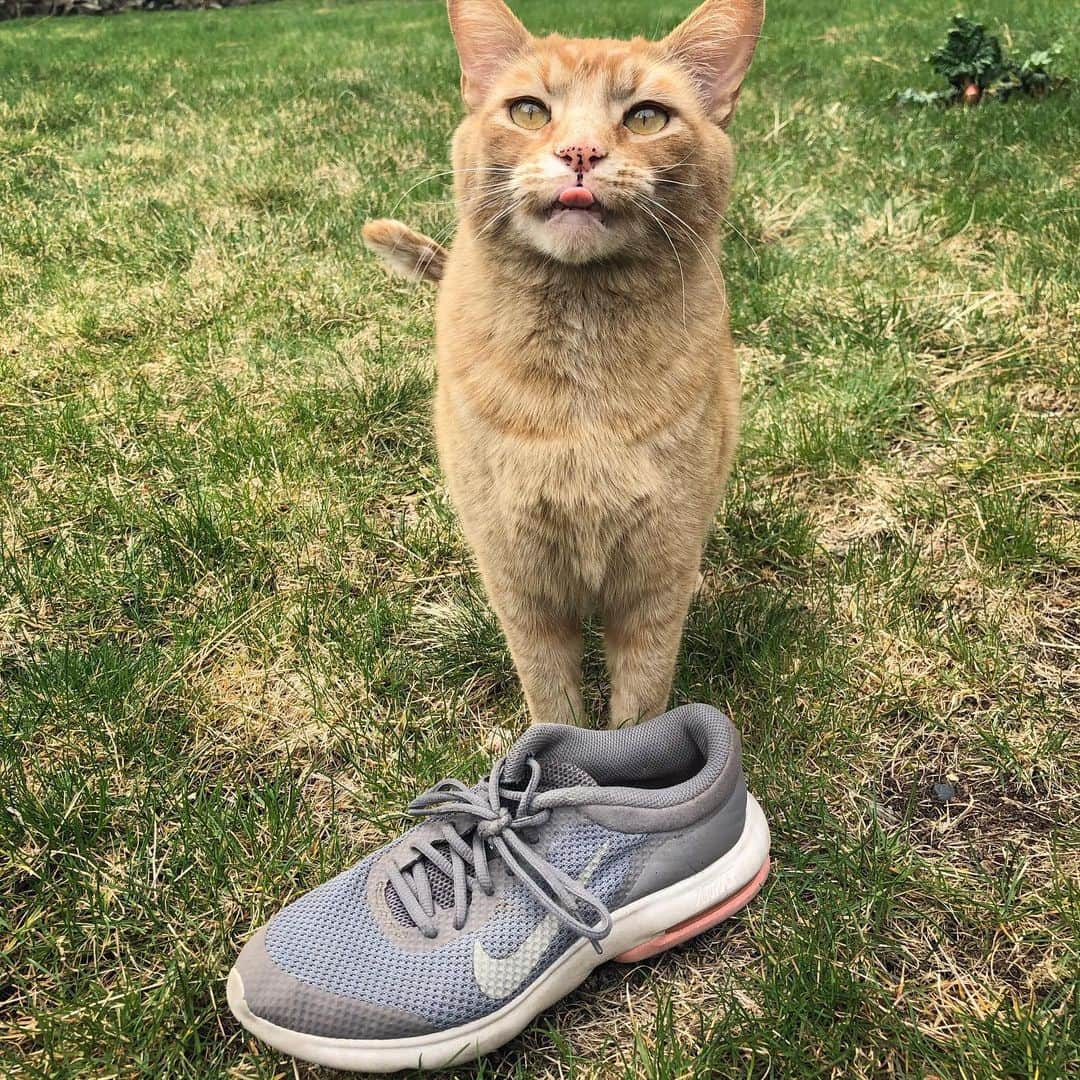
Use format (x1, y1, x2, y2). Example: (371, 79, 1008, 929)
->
(613, 856, 771, 963)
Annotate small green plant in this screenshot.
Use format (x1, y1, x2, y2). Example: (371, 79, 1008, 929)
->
(897, 15, 1067, 106)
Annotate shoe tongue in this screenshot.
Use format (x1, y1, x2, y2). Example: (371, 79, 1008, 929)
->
(501, 721, 604, 790)
(502, 724, 591, 783)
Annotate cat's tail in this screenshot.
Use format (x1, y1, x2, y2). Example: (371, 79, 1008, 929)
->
(362, 219, 447, 284)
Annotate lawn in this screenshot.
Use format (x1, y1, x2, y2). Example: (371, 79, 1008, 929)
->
(1, 0, 1078, 1076)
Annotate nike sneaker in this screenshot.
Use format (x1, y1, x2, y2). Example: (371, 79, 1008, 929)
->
(227, 703, 770, 1071)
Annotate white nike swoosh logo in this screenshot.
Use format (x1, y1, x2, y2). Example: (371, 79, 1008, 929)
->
(472, 842, 610, 1001)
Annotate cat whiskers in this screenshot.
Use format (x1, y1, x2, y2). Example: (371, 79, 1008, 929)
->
(466, 182, 523, 232)
(626, 193, 689, 331)
(634, 193, 728, 311)
(625, 164, 700, 193)
(411, 182, 519, 273)
(389, 166, 514, 218)
(651, 160, 700, 174)
(665, 192, 759, 263)
(649, 162, 702, 193)
(698, 204, 759, 263)
(411, 177, 512, 239)
(640, 171, 758, 263)
(475, 194, 524, 241)
(415, 219, 457, 277)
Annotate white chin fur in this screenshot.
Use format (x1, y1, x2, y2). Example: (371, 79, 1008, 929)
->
(513, 213, 623, 264)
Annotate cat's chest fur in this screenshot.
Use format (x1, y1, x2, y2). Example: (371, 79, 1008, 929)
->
(435, 248, 720, 443)
(432, 241, 737, 591)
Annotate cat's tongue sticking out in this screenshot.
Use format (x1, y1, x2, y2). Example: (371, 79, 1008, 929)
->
(557, 187, 595, 209)
(551, 184, 604, 227)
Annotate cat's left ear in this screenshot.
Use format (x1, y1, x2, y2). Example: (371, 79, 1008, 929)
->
(661, 0, 765, 127)
(447, 0, 531, 109)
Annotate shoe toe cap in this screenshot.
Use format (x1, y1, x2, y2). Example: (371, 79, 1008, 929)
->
(231, 926, 437, 1041)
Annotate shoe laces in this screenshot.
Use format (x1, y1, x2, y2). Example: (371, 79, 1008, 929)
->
(386, 757, 612, 952)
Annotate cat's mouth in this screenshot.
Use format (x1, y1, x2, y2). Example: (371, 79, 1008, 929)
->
(515, 186, 624, 260)
(543, 184, 606, 226)
(546, 203, 605, 224)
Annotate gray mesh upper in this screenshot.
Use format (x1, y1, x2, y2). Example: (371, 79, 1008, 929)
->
(263, 820, 648, 1030)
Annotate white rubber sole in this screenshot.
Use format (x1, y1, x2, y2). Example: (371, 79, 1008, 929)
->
(227, 794, 770, 1072)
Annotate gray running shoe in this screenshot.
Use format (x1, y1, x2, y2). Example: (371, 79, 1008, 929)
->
(227, 703, 770, 1071)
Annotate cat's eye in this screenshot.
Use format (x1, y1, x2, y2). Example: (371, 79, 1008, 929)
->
(624, 103, 669, 135)
(509, 98, 551, 130)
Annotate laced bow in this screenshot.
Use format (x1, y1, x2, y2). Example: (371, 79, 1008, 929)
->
(386, 757, 612, 952)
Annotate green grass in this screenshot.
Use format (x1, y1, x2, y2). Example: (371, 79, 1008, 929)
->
(1, 0, 1078, 1076)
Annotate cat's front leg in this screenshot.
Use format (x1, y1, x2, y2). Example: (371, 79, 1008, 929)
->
(478, 561, 586, 727)
(602, 548, 701, 729)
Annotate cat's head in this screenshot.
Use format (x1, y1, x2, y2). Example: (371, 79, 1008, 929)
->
(447, 0, 763, 266)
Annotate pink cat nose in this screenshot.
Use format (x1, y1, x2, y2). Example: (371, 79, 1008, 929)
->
(555, 143, 606, 174)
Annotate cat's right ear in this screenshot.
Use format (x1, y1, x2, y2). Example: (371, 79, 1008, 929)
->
(662, 0, 765, 127)
(447, 0, 531, 108)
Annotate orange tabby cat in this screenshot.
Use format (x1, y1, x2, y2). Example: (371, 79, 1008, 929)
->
(364, 0, 764, 727)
